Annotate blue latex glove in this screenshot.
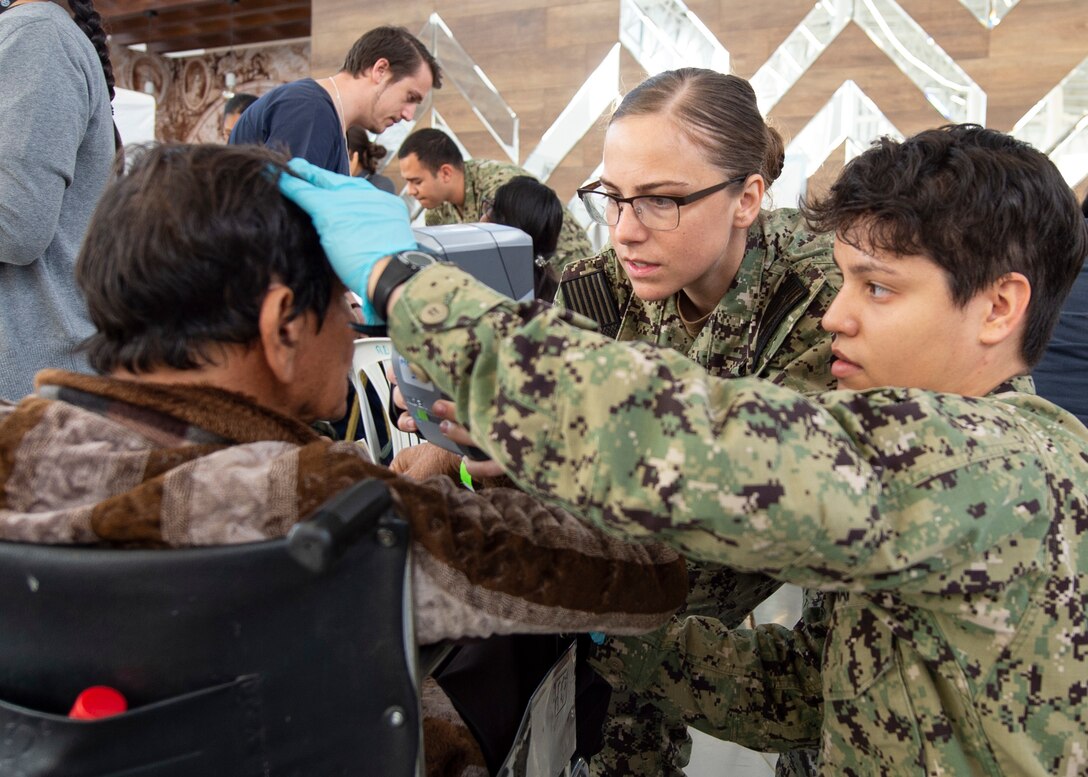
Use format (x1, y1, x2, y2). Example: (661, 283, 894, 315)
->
(278, 157, 416, 323)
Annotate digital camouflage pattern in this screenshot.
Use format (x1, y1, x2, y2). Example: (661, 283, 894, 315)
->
(389, 264, 1088, 776)
(556, 208, 838, 776)
(589, 586, 832, 775)
(424, 158, 593, 275)
(556, 209, 838, 390)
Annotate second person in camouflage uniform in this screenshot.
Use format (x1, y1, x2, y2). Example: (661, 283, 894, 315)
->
(335, 123, 1086, 777)
(278, 121, 1088, 776)
(397, 127, 593, 275)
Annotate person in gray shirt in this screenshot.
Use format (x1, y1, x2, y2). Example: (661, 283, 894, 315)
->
(0, 0, 117, 401)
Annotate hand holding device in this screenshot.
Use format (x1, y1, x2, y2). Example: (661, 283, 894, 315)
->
(390, 351, 489, 460)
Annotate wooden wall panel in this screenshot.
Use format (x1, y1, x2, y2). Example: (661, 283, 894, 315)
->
(311, 0, 1088, 201)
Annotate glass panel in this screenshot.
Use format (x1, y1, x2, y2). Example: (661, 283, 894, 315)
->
(1012, 55, 1088, 154)
(957, 0, 1022, 29)
(750, 0, 852, 114)
(418, 13, 519, 163)
(619, 0, 730, 76)
(1049, 117, 1088, 187)
(773, 81, 903, 208)
(523, 45, 620, 182)
(856, 0, 985, 124)
(751, 0, 985, 124)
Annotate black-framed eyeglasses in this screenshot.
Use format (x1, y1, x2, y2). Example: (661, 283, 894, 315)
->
(576, 174, 749, 232)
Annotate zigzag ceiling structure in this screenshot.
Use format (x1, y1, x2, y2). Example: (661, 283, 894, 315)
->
(958, 0, 1021, 28)
(371, 0, 1087, 234)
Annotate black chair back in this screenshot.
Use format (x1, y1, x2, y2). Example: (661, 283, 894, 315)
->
(0, 480, 421, 777)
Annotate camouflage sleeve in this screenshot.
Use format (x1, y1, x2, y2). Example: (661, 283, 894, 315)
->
(763, 280, 839, 394)
(589, 613, 826, 751)
(389, 265, 1050, 590)
(757, 212, 840, 393)
(590, 589, 830, 754)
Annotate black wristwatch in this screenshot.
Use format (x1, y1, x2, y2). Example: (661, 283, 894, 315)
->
(371, 250, 437, 317)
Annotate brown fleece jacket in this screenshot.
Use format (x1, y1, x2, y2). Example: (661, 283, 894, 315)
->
(0, 370, 686, 643)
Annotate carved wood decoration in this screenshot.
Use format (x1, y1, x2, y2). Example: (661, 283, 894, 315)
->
(110, 42, 310, 143)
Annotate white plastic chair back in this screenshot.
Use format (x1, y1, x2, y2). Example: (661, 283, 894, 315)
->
(351, 337, 421, 461)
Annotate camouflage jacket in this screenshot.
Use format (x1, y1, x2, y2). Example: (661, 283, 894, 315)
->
(424, 158, 593, 274)
(389, 265, 1088, 775)
(555, 208, 838, 390)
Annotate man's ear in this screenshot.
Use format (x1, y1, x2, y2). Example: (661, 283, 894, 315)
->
(258, 285, 306, 383)
(732, 174, 765, 229)
(978, 272, 1031, 346)
(368, 57, 391, 83)
(437, 163, 455, 183)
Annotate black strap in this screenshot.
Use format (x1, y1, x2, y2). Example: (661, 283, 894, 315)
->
(372, 257, 420, 319)
(752, 272, 808, 367)
(557, 270, 622, 338)
(349, 322, 389, 337)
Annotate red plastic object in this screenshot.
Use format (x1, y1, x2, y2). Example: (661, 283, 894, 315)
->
(68, 686, 128, 720)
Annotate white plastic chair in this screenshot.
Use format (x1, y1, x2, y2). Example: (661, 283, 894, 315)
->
(349, 337, 421, 462)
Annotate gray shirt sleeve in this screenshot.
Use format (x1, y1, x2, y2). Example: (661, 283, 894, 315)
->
(0, 14, 91, 266)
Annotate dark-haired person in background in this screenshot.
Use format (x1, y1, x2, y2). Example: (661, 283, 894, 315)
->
(397, 127, 592, 275)
(1032, 192, 1088, 425)
(484, 175, 564, 300)
(346, 126, 395, 194)
(0, 0, 119, 401)
(231, 26, 440, 175)
(221, 92, 258, 142)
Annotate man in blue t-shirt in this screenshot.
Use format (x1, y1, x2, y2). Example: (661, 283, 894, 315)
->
(230, 26, 441, 175)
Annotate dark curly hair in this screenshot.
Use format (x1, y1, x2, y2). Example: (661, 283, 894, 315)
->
(802, 124, 1088, 366)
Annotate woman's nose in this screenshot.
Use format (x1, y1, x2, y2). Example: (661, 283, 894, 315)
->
(612, 202, 647, 243)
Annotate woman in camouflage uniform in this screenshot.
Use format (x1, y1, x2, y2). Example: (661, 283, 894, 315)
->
(556, 68, 839, 777)
(391, 67, 839, 776)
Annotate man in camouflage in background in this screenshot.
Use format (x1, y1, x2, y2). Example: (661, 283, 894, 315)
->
(308, 123, 1088, 774)
(397, 128, 593, 275)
